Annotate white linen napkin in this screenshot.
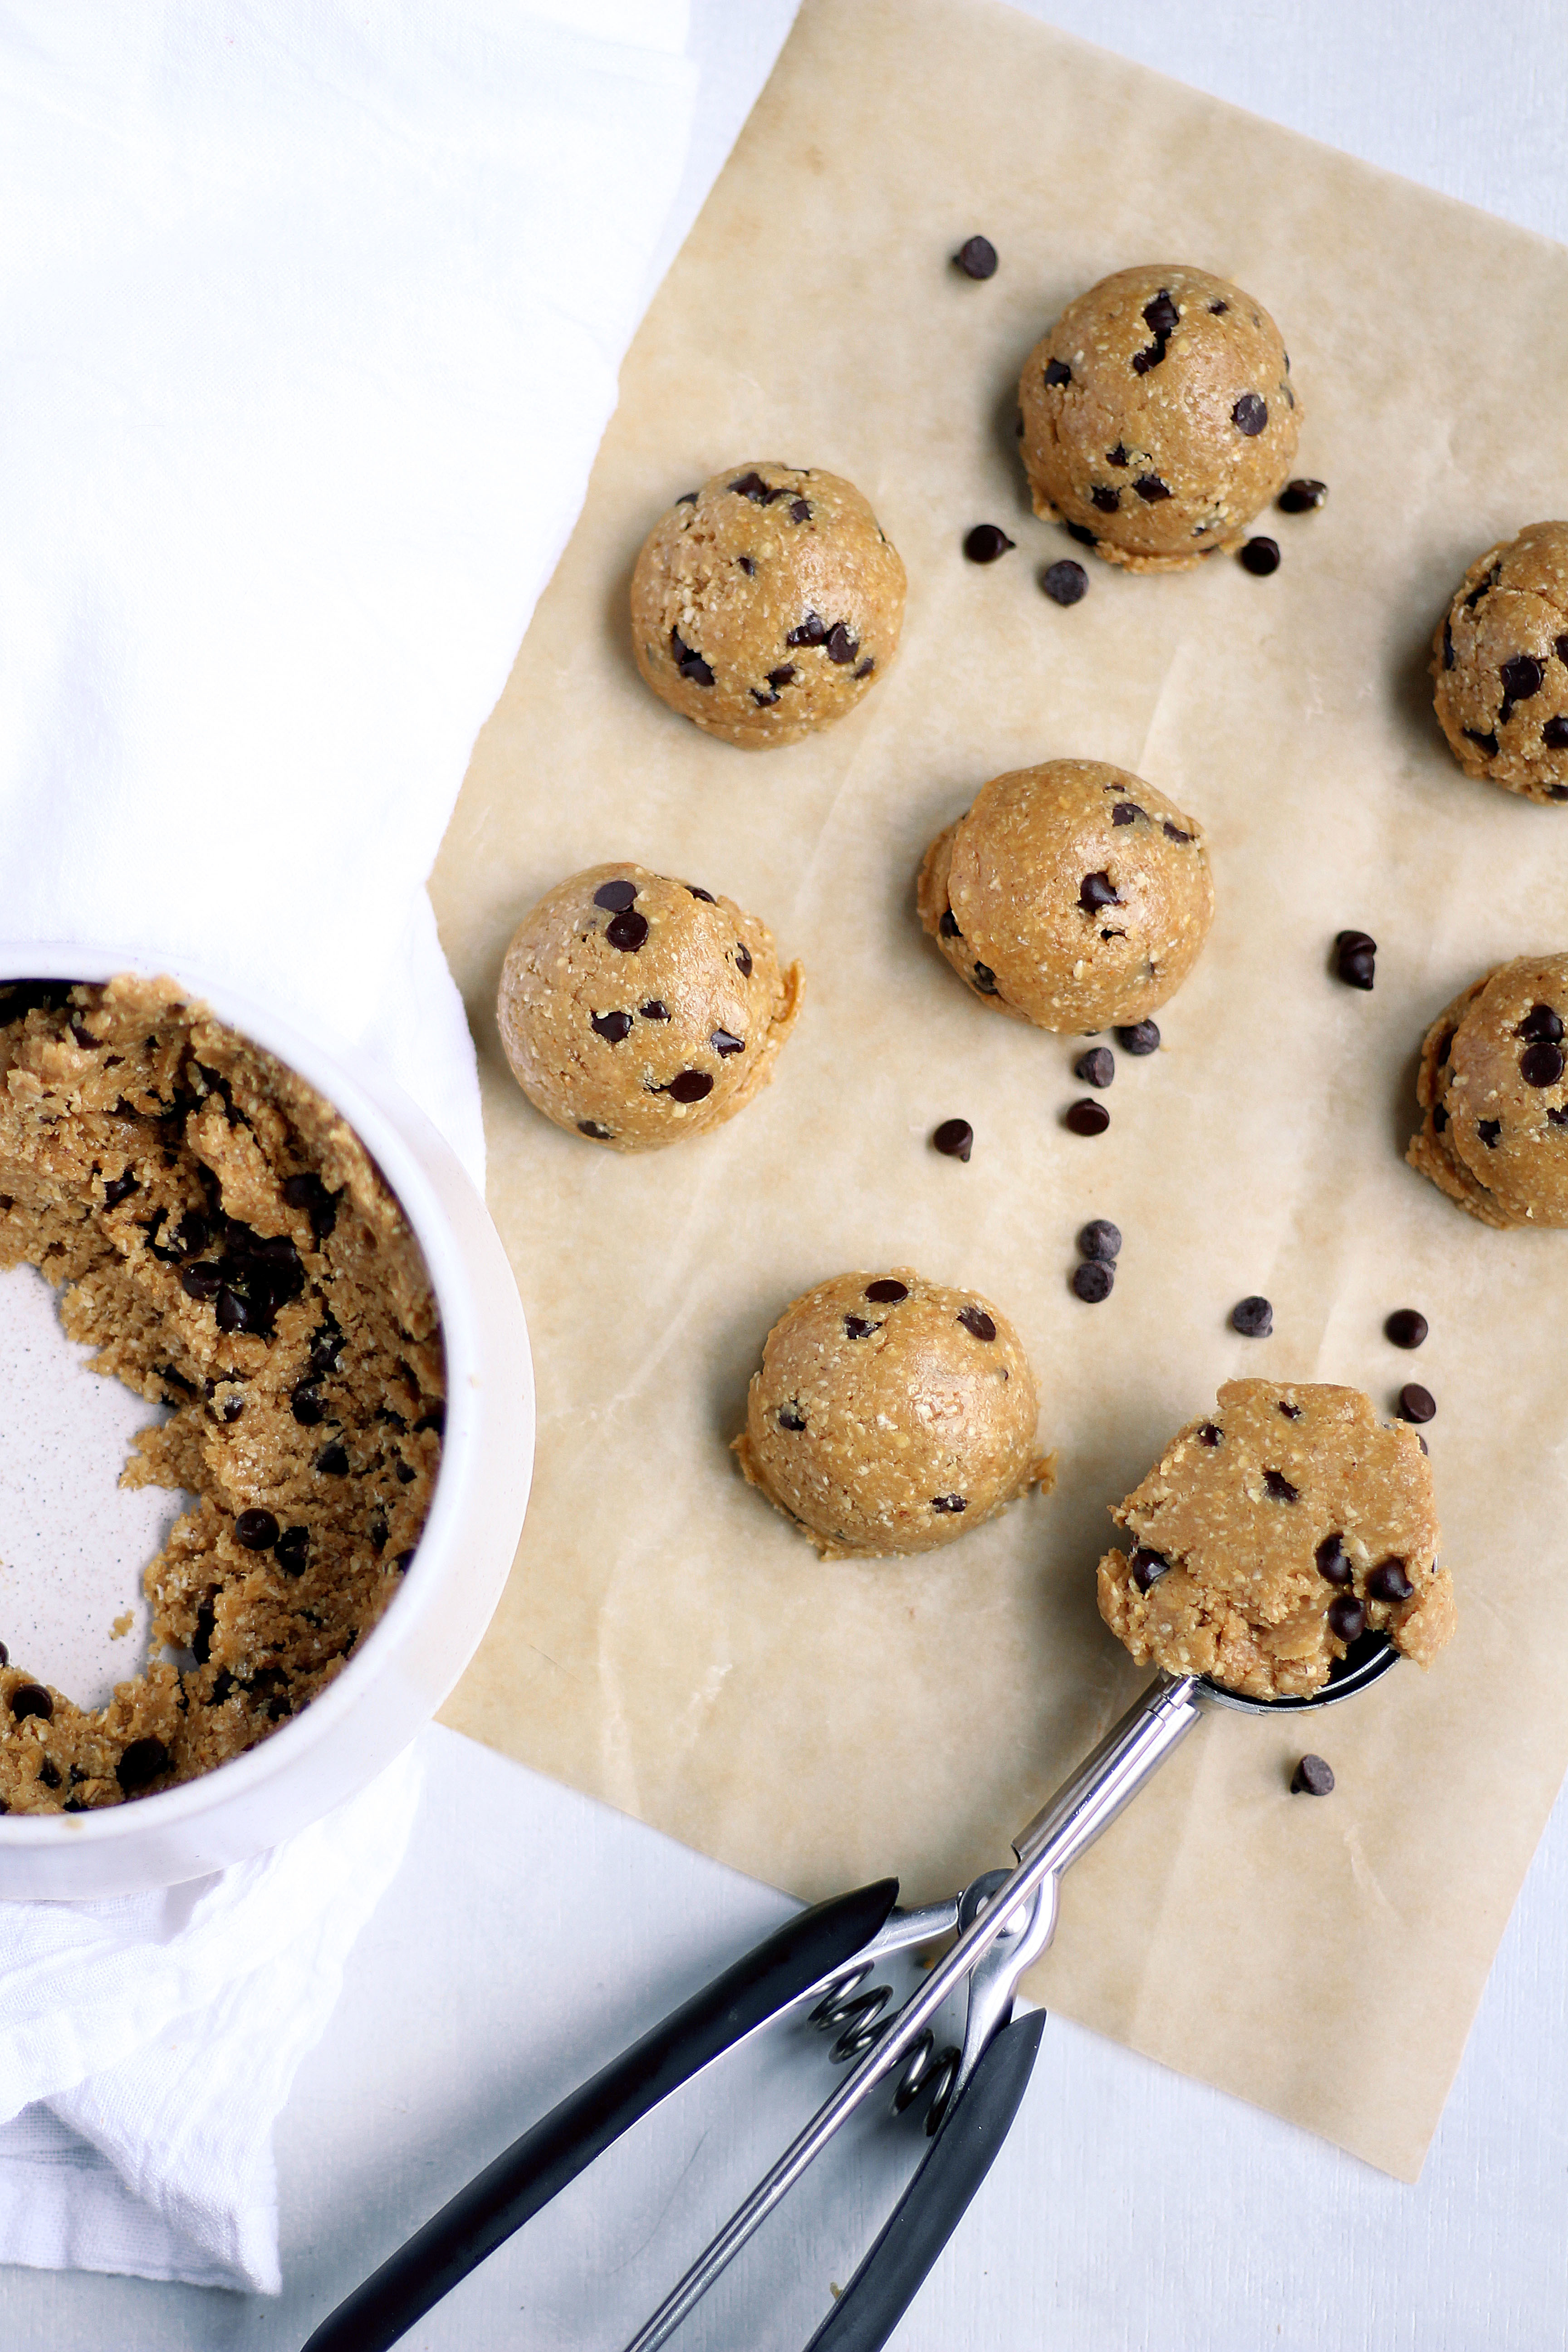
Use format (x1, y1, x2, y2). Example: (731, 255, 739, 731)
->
(0, 0, 793, 2295)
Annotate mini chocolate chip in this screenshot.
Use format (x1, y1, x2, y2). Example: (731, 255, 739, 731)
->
(103, 1169, 139, 1207)
(865, 1279, 909, 1302)
(843, 1315, 877, 1339)
(1107, 444, 1129, 468)
(1278, 479, 1328, 513)
(751, 689, 779, 708)
(0, 1643, 6, 1666)
(1116, 1020, 1160, 1055)
(1264, 1469, 1299, 1502)
(1091, 485, 1120, 513)
(235, 1508, 280, 1551)
(1042, 559, 1088, 604)
(824, 623, 859, 664)
(1432, 1104, 1448, 1132)
(1240, 537, 1280, 574)
(180, 1262, 222, 1302)
(1547, 717, 1568, 750)
(36, 1757, 61, 1788)
(1335, 934, 1376, 990)
(10, 1683, 52, 1722)
(1111, 802, 1144, 825)
(116, 1736, 170, 1794)
(1143, 290, 1178, 336)
(972, 962, 998, 994)
(1199, 1422, 1221, 1446)
(591, 1010, 633, 1044)
(1517, 1004, 1564, 1043)
(1442, 621, 1455, 670)
(665, 1071, 714, 1104)
(777, 1404, 807, 1431)
(955, 235, 998, 279)
(676, 490, 698, 505)
(1231, 1295, 1273, 1338)
(1209, 299, 1229, 314)
(1291, 1754, 1335, 1796)
(853, 657, 876, 679)
(275, 1525, 309, 1575)
(1075, 1046, 1115, 1087)
(933, 1118, 973, 1161)
(787, 612, 827, 647)
(687, 885, 716, 902)
(957, 1305, 996, 1342)
(215, 1288, 249, 1334)
(964, 524, 1015, 562)
(395, 1460, 417, 1484)
(1130, 1546, 1169, 1592)
(1367, 1558, 1415, 1603)
(606, 911, 651, 956)
(1315, 1534, 1351, 1586)
(735, 943, 753, 978)
(1477, 1118, 1501, 1148)
(711, 1029, 745, 1057)
(1064, 1098, 1110, 1136)
(1521, 1040, 1564, 1088)
(1043, 357, 1071, 386)
(1130, 343, 1166, 375)
(316, 1442, 350, 1475)
(1279, 1401, 1303, 1419)
(768, 665, 795, 688)
(939, 909, 961, 939)
(931, 1494, 968, 1513)
(1385, 1309, 1428, 1349)
(1501, 654, 1545, 702)
(1134, 474, 1171, 503)
(1335, 929, 1376, 956)
(669, 628, 714, 686)
(736, 555, 755, 576)
(1078, 1219, 1122, 1261)
(1463, 728, 1500, 757)
(1232, 392, 1268, 435)
(1079, 871, 1119, 911)
(1162, 822, 1193, 844)
(1398, 1383, 1436, 1424)
(1066, 522, 1098, 548)
(578, 1120, 614, 1139)
(1551, 1107, 1568, 1126)
(1072, 1260, 1114, 1303)
(790, 498, 811, 523)
(1327, 1594, 1366, 1644)
(728, 471, 776, 502)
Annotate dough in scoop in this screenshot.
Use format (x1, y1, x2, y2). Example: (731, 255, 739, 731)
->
(1431, 522, 1568, 804)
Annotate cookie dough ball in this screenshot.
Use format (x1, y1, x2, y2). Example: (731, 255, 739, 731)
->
(1431, 523, 1568, 803)
(1097, 1382, 1455, 1701)
(733, 1269, 1052, 1558)
(498, 863, 803, 1151)
(916, 759, 1215, 1031)
(1019, 265, 1300, 571)
(630, 465, 905, 747)
(1407, 952, 1568, 1228)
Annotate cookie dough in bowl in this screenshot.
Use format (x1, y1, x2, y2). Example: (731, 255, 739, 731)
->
(1431, 523, 1568, 803)
(1097, 1381, 1455, 1701)
(497, 863, 803, 1150)
(1407, 953, 1568, 1228)
(733, 1269, 1054, 1558)
(1018, 265, 1299, 570)
(630, 464, 905, 747)
(916, 760, 1214, 1031)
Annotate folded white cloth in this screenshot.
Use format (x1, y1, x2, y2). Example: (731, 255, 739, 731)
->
(0, 0, 796, 2297)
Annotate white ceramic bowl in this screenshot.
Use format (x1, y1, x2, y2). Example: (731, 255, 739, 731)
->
(0, 945, 532, 1897)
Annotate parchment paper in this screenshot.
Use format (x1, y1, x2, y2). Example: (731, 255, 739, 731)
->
(430, 0, 1568, 2180)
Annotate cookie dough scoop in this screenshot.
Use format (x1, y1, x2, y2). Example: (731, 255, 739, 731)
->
(497, 863, 803, 1150)
(1407, 951, 1568, 1228)
(630, 464, 905, 747)
(1018, 265, 1300, 570)
(734, 1269, 1054, 1557)
(1431, 523, 1568, 804)
(917, 758, 1214, 1031)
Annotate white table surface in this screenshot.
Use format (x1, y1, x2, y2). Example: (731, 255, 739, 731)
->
(9, 3, 1568, 2345)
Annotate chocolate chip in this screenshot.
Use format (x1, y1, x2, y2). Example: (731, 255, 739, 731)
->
(1398, 1383, 1436, 1424)
(1432, 1104, 1448, 1131)
(790, 498, 811, 524)
(1327, 1594, 1366, 1644)
(180, 1261, 222, 1302)
(103, 1169, 139, 1207)
(1517, 1004, 1563, 1043)
(1101, 448, 1127, 475)
(1501, 654, 1545, 704)
(1116, 1020, 1160, 1056)
(1464, 564, 1502, 610)
(116, 1736, 171, 1794)
(1315, 1534, 1351, 1586)
(1064, 1099, 1110, 1136)
(578, 1120, 613, 1139)
(0, 1643, 6, 1666)
(933, 1118, 973, 1161)
(1477, 1118, 1501, 1148)
(676, 490, 698, 505)
(1142, 290, 1178, 337)
(955, 235, 998, 279)
(1551, 1107, 1568, 1127)
(752, 687, 779, 708)
(1367, 1558, 1415, 1603)
(768, 665, 795, 688)
(1545, 719, 1568, 749)
(1079, 870, 1119, 912)
(1240, 537, 1280, 575)
(777, 1404, 807, 1431)
(1209, 299, 1229, 315)
(216, 1288, 253, 1334)
(592, 1010, 633, 1044)
(316, 1442, 350, 1475)
(275, 1526, 309, 1575)
(1043, 357, 1071, 386)
(1231, 393, 1268, 435)
(1199, 1423, 1221, 1446)
(710, 1029, 745, 1058)
(1130, 343, 1166, 376)
(606, 910, 649, 953)
(737, 556, 755, 576)
(843, 1315, 877, 1339)
(1091, 486, 1120, 513)
(235, 1508, 279, 1551)
(1065, 522, 1098, 548)
(1042, 559, 1088, 604)
(931, 1494, 968, 1513)
(957, 1305, 996, 1342)
(865, 1279, 909, 1303)
(1162, 822, 1193, 844)
(1231, 1295, 1273, 1338)
(663, 1070, 714, 1103)
(1075, 1046, 1115, 1087)
(964, 524, 1015, 562)
(824, 623, 859, 664)
(10, 1683, 52, 1722)
(687, 885, 716, 902)
(1111, 803, 1144, 825)
(1463, 728, 1499, 757)
(1334, 929, 1376, 989)
(788, 612, 827, 647)
(1290, 1754, 1335, 1796)
(1130, 1546, 1169, 1592)
(1279, 1401, 1303, 1420)
(728, 471, 777, 502)
(1072, 1260, 1114, 1302)
(1278, 479, 1328, 513)
(735, 943, 753, 978)
(1078, 1219, 1122, 1261)
(1264, 1469, 1299, 1501)
(972, 962, 998, 994)
(939, 909, 961, 939)
(1521, 1040, 1564, 1088)
(1385, 1309, 1428, 1349)
(1134, 474, 1171, 502)
(395, 1460, 417, 1484)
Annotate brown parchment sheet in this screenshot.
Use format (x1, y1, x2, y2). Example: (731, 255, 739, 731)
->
(430, 0, 1568, 2180)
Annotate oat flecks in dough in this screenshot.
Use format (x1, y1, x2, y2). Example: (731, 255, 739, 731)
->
(1096, 1380, 1454, 1701)
(0, 976, 444, 1814)
(1406, 952, 1568, 1228)
(496, 862, 802, 1152)
(630, 464, 906, 747)
(916, 759, 1214, 1032)
(1430, 522, 1568, 805)
(733, 1268, 1054, 1559)
(1018, 265, 1300, 572)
